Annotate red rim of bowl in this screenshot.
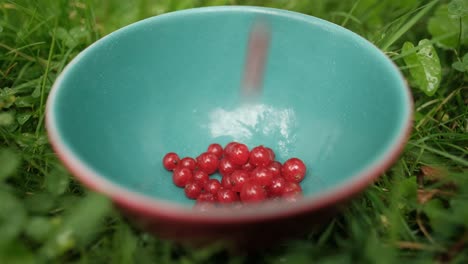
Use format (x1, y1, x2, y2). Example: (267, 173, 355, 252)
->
(45, 6, 414, 224)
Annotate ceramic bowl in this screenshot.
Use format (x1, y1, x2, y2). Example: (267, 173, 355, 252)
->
(46, 6, 412, 246)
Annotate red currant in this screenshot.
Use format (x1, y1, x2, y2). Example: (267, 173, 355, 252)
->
(266, 161, 282, 178)
(251, 167, 274, 187)
(172, 167, 192, 188)
(197, 193, 216, 203)
(218, 158, 238, 176)
(240, 181, 267, 203)
(204, 179, 221, 195)
(221, 174, 235, 189)
(184, 181, 202, 199)
(196, 152, 219, 174)
(267, 177, 286, 197)
(225, 143, 250, 166)
(282, 181, 302, 196)
(249, 146, 273, 167)
(207, 143, 223, 159)
(217, 189, 239, 203)
(282, 184, 303, 202)
(162, 152, 180, 171)
(192, 170, 209, 186)
(224, 142, 239, 156)
(241, 162, 255, 172)
(230, 170, 250, 192)
(282, 158, 306, 183)
(266, 147, 275, 161)
(165, 143, 306, 207)
(179, 157, 197, 171)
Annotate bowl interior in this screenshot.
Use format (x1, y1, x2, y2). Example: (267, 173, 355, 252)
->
(49, 7, 410, 206)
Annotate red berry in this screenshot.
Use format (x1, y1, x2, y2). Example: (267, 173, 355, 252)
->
(267, 177, 286, 197)
(196, 152, 219, 174)
(192, 170, 209, 186)
(240, 181, 267, 203)
(241, 162, 255, 172)
(184, 181, 202, 199)
(218, 158, 238, 176)
(282, 158, 306, 183)
(266, 161, 282, 178)
(197, 193, 216, 203)
(172, 167, 192, 188)
(225, 143, 250, 166)
(180, 157, 197, 171)
(249, 146, 273, 167)
(282, 181, 302, 196)
(282, 183, 303, 202)
(221, 174, 235, 189)
(204, 179, 221, 195)
(224, 142, 238, 157)
(230, 170, 250, 192)
(207, 143, 223, 159)
(217, 189, 239, 203)
(251, 167, 274, 187)
(224, 142, 239, 156)
(266, 147, 275, 160)
(163, 152, 180, 171)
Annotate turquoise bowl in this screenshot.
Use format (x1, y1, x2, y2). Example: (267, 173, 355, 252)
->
(46, 6, 412, 245)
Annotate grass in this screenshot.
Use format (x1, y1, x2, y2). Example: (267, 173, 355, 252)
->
(0, 0, 467, 263)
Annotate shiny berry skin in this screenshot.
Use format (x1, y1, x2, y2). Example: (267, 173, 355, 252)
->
(184, 182, 202, 199)
(282, 181, 302, 196)
(240, 181, 267, 203)
(241, 162, 255, 172)
(180, 157, 197, 171)
(230, 170, 250, 192)
(192, 170, 209, 186)
(249, 146, 273, 167)
(217, 189, 239, 203)
(163, 152, 180, 171)
(225, 143, 250, 166)
(251, 167, 274, 187)
(266, 161, 282, 178)
(197, 193, 216, 203)
(267, 177, 286, 197)
(204, 179, 221, 195)
(224, 142, 239, 156)
(282, 158, 306, 183)
(207, 143, 223, 159)
(172, 167, 192, 188)
(218, 158, 238, 176)
(221, 174, 235, 189)
(196, 152, 219, 174)
(266, 147, 275, 161)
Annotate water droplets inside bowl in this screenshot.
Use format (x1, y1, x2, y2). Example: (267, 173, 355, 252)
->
(207, 103, 297, 157)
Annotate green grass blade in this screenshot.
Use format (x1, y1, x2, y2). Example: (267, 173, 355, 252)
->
(408, 142, 468, 166)
(35, 19, 57, 135)
(341, 0, 361, 27)
(381, 0, 439, 51)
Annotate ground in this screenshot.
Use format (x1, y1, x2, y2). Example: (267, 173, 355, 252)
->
(0, 0, 467, 263)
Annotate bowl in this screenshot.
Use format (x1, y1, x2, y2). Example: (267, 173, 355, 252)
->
(46, 6, 412, 247)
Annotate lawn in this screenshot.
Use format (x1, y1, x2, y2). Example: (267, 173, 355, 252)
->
(0, 0, 467, 263)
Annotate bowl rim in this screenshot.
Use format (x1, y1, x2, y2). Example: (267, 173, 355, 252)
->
(46, 5, 413, 223)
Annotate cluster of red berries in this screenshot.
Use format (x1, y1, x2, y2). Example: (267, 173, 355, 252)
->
(162, 142, 306, 208)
